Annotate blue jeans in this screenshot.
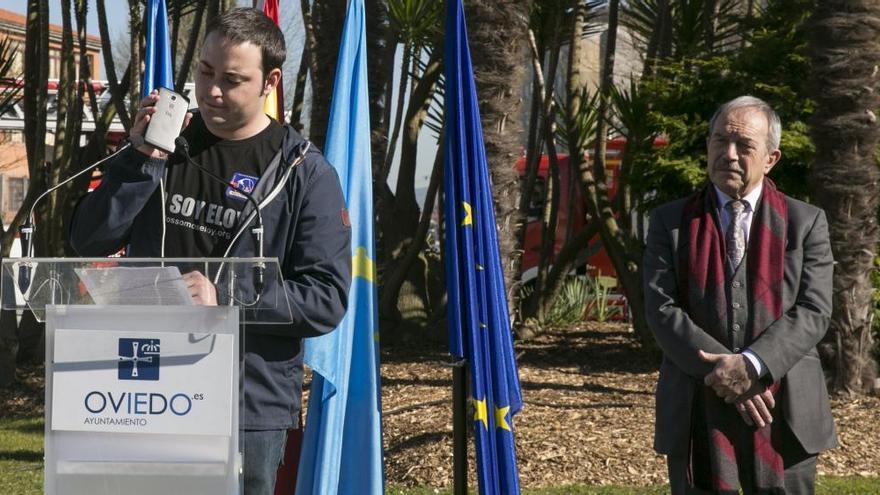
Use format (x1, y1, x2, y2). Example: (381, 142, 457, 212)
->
(242, 429, 287, 495)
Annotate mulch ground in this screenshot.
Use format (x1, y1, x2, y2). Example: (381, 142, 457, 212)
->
(379, 322, 880, 488)
(2, 322, 878, 489)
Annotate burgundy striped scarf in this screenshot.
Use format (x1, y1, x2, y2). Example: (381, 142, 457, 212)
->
(679, 179, 787, 494)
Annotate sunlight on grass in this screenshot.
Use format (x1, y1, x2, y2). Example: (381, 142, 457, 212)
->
(0, 416, 43, 495)
(1, 419, 877, 495)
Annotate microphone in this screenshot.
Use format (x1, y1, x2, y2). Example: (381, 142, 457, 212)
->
(18, 142, 133, 293)
(173, 136, 265, 296)
(17, 223, 32, 293)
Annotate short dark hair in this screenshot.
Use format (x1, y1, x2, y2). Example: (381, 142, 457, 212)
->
(204, 8, 286, 77)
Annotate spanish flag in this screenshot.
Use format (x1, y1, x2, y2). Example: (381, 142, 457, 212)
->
(260, 0, 284, 121)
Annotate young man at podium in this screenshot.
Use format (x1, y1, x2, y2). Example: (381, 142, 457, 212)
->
(69, 8, 351, 494)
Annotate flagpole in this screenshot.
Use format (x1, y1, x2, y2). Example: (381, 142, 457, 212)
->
(452, 359, 468, 495)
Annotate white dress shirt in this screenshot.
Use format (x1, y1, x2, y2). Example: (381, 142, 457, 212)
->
(713, 183, 768, 378)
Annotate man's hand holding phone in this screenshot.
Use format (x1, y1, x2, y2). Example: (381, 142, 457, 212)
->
(131, 88, 193, 159)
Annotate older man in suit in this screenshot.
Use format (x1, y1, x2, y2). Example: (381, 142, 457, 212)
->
(643, 96, 837, 494)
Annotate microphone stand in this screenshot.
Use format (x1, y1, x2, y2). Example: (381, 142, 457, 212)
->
(173, 137, 265, 297)
(18, 142, 133, 293)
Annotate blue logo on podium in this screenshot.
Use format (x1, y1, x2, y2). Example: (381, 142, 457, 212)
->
(118, 338, 160, 381)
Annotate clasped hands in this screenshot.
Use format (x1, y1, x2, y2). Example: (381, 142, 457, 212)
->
(698, 350, 775, 429)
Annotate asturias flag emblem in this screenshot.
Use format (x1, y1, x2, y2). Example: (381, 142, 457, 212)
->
(118, 338, 160, 381)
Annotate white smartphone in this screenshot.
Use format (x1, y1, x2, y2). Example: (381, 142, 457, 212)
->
(144, 87, 189, 153)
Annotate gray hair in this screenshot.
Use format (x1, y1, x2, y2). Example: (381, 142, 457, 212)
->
(709, 95, 782, 152)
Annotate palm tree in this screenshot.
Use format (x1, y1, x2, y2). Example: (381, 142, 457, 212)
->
(366, 0, 393, 177)
(0, 29, 25, 389)
(372, 1, 444, 334)
(309, 0, 346, 149)
(464, 0, 534, 311)
(1, 0, 50, 385)
(809, 1, 880, 395)
(621, 0, 743, 61)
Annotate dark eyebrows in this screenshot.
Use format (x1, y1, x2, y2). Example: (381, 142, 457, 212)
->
(196, 60, 247, 80)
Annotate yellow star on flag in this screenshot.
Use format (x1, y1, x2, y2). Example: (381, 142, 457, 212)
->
(473, 397, 488, 429)
(461, 201, 473, 226)
(352, 246, 375, 282)
(495, 405, 511, 431)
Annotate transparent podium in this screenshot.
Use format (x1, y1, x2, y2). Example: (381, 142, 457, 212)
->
(1, 258, 292, 495)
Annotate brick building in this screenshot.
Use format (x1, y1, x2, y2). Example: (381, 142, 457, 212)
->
(0, 7, 102, 225)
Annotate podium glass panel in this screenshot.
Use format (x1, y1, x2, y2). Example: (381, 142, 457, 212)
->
(1, 257, 291, 324)
(0, 258, 292, 495)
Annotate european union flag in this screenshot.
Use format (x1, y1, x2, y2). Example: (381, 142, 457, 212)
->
(444, 1, 523, 493)
(296, 0, 384, 494)
(142, 0, 173, 97)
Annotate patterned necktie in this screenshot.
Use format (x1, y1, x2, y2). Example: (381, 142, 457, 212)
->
(725, 200, 746, 270)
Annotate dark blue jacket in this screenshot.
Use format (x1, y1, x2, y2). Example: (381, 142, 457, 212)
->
(69, 126, 351, 429)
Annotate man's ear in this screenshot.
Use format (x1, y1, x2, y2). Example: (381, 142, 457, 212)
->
(765, 149, 782, 174)
(263, 68, 282, 96)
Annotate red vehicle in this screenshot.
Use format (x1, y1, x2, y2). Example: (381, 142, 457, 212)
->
(516, 136, 667, 284)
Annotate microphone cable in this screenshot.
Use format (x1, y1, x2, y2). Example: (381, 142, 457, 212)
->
(173, 136, 265, 298)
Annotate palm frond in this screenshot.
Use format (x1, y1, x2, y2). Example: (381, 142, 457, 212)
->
(620, 0, 661, 49)
(609, 78, 658, 145)
(555, 88, 600, 153)
(622, 0, 748, 59)
(388, 0, 442, 47)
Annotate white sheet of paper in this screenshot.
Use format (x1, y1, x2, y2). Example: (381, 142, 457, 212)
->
(75, 266, 193, 306)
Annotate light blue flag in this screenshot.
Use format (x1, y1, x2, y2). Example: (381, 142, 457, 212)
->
(444, 0, 523, 493)
(296, 0, 384, 494)
(142, 0, 173, 97)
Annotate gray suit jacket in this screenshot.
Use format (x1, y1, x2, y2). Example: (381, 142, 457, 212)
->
(643, 191, 838, 457)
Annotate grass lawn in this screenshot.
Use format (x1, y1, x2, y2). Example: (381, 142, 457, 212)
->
(0, 417, 43, 495)
(2, 416, 878, 494)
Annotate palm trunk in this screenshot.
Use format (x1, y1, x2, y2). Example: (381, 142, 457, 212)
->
(292, 0, 316, 130)
(53, 0, 76, 179)
(570, 0, 654, 349)
(4, 0, 51, 384)
(20, 0, 49, 256)
(289, 43, 309, 129)
(464, 0, 533, 319)
(128, 0, 141, 119)
(514, 22, 563, 287)
(381, 43, 413, 181)
(535, 125, 561, 320)
(366, 0, 392, 156)
(174, 0, 206, 93)
(535, 106, 561, 296)
(309, 0, 346, 149)
(808, 1, 880, 395)
(379, 50, 443, 322)
(96, 0, 131, 129)
(379, 140, 444, 317)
